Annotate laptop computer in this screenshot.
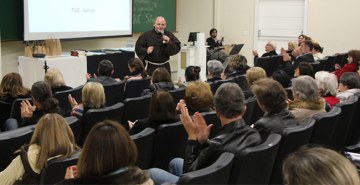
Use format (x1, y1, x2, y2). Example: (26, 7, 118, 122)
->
(229, 44, 244, 55)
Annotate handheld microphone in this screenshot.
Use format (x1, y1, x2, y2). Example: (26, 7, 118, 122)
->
(160, 30, 165, 43)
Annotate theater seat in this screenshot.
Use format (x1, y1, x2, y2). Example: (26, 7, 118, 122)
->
(177, 152, 235, 185)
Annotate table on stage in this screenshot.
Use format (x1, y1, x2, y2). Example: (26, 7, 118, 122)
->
(18, 56, 87, 88)
(18, 51, 135, 88)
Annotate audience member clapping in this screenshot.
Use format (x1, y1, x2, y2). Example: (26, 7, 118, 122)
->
(68, 82, 105, 119)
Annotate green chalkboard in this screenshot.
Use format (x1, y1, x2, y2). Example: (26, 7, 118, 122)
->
(133, 0, 176, 32)
(0, 0, 176, 41)
(0, 0, 23, 41)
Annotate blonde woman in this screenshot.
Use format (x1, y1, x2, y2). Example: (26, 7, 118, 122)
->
(68, 82, 105, 118)
(44, 68, 72, 94)
(0, 113, 79, 185)
(283, 146, 360, 185)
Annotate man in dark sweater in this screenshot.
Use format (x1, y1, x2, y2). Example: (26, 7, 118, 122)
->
(135, 16, 181, 76)
(148, 83, 261, 184)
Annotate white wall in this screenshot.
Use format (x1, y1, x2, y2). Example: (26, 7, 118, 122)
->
(307, 0, 360, 55)
(1, 0, 360, 76)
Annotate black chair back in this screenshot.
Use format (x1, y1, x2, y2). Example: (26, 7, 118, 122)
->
(310, 61, 321, 74)
(210, 79, 233, 94)
(122, 94, 152, 129)
(270, 117, 315, 184)
(40, 151, 81, 184)
(346, 92, 360, 145)
(285, 87, 293, 100)
(64, 116, 81, 144)
(243, 96, 264, 125)
(310, 106, 341, 147)
(229, 134, 281, 184)
(124, 77, 151, 99)
(0, 125, 35, 170)
(151, 121, 187, 170)
(255, 55, 283, 77)
(0, 100, 12, 129)
(202, 111, 221, 138)
(243, 96, 256, 125)
(168, 87, 186, 104)
(332, 96, 358, 150)
(232, 75, 250, 92)
(322, 55, 336, 71)
(130, 127, 156, 169)
(103, 82, 125, 106)
(80, 102, 124, 146)
(54, 85, 83, 114)
(178, 152, 235, 185)
(10, 98, 32, 124)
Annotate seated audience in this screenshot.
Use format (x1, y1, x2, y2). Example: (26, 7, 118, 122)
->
(272, 69, 291, 88)
(245, 67, 267, 98)
(0, 72, 30, 103)
(87, 59, 118, 85)
(207, 60, 224, 82)
(287, 41, 297, 54)
(0, 113, 79, 184)
(60, 120, 152, 184)
(283, 146, 359, 185)
(141, 67, 175, 96)
(297, 34, 312, 45)
(282, 40, 315, 77)
(336, 72, 360, 102)
(44, 68, 72, 94)
(288, 76, 326, 123)
(334, 49, 360, 81)
(206, 28, 229, 63)
(312, 42, 325, 60)
(294, 62, 314, 78)
(253, 41, 278, 59)
(225, 54, 250, 78)
(0, 73, 30, 128)
(177, 81, 214, 115)
(128, 90, 179, 135)
(178, 65, 201, 87)
(148, 83, 261, 184)
(252, 79, 298, 142)
(68, 82, 105, 119)
(123, 57, 147, 82)
(18, 81, 64, 127)
(315, 71, 339, 110)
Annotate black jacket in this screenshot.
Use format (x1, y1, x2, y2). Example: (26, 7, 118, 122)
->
(254, 109, 299, 142)
(141, 82, 175, 96)
(56, 166, 151, 185)
(183, 119, 261, 173)
(282, 53, 315, 77)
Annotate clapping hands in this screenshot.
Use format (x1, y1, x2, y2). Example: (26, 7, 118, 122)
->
(20, 100, 36, 118)
(178, 102, 213, 144)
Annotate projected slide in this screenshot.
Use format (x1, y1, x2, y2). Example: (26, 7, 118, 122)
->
(24, 0, 132, 40)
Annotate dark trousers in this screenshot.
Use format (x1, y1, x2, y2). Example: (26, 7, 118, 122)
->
(146, 62, 171, 77)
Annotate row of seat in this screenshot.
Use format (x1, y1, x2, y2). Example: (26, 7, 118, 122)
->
(254, 53, 349, 77)
(1, 93, 358, 184)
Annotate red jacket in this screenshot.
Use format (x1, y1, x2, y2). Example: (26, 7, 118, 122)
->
(335, 62, 358, 81)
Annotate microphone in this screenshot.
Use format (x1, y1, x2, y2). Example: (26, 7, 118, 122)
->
(160, 30, 166, 44)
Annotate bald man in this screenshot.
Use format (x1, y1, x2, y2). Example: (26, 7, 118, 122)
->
(135, 16, 181, 76)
